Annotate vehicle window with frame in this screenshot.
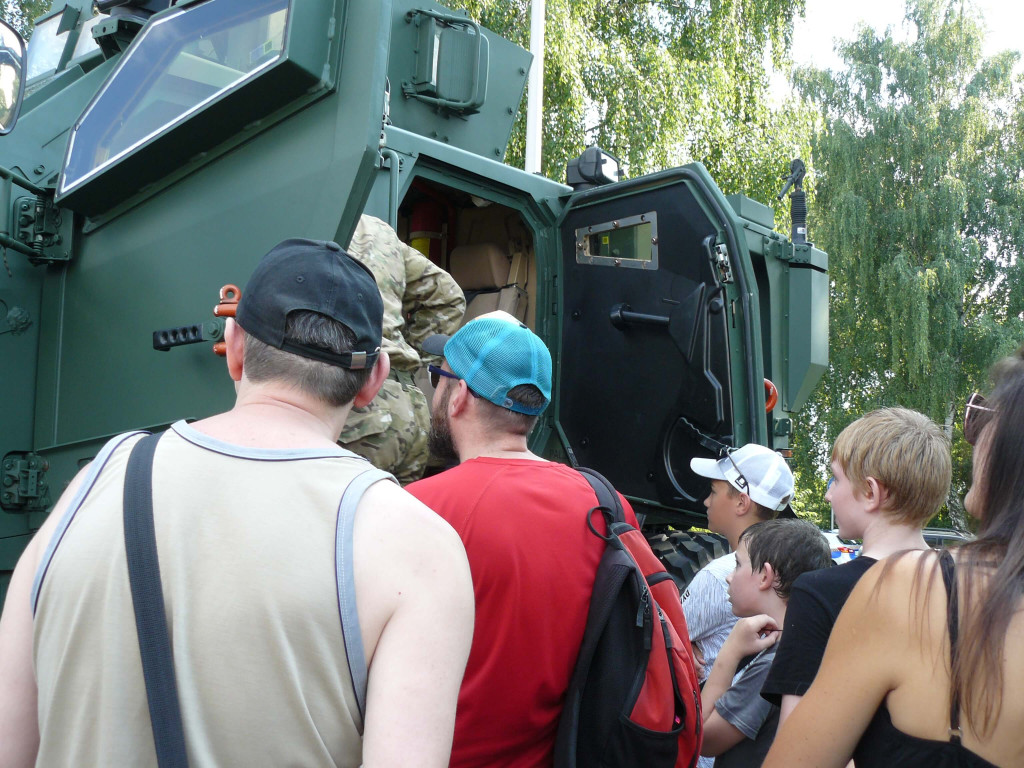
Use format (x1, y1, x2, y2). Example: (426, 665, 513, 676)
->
(61, 0, 287, 194)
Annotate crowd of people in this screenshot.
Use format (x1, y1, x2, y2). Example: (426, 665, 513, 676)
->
(0, 232, 1021, 767)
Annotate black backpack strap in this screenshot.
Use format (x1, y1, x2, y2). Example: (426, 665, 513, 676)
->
(555, 468, 634, 768)
(123, 431, 190, 768)
(578, 467, 626, 526)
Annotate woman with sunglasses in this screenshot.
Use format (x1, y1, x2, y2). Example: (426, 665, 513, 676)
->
(764, 347, 1024, 767)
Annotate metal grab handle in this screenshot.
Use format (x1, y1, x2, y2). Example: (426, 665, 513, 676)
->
(609, 302, 670, 330)
(152, 284, 238, 353)
(402, 9, 488, 113)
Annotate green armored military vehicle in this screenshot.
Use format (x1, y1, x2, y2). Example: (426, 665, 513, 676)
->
(0, 0, 827, 603)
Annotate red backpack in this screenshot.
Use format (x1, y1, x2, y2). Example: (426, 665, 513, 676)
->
(554, 468, 703, 768)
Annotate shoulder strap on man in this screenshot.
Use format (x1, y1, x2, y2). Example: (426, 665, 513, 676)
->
(123, 431, 190, 768)
(336, 466, 397, 722)
(577, 467, 625, 525)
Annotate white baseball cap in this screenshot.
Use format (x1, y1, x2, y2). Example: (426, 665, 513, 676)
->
(690, 444, 795, 514)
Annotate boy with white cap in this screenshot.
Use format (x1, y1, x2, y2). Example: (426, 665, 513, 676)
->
(681, 444, 795, 767)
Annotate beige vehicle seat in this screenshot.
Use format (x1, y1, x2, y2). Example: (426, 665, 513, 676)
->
(448, 243, 528, 324)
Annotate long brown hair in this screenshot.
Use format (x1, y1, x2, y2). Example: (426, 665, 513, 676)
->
(953, 346, 1024, 734)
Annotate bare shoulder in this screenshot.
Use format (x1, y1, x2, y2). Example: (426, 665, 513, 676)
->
(352, 480, 474, 667)
(352, 479, 472, 608)
(356, 479, 467, 558)
(841, 549, 947, 646)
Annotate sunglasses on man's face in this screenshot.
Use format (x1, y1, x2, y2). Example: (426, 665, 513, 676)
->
(964, 392, 997, 446)
(428, 364, 459, 389)
(427, 364, 482, 399)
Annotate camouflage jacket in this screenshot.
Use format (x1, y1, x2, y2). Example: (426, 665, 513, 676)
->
(348, 214, 465, 371)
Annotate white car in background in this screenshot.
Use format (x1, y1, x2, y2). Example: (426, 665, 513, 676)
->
(822, 530, 861, 564)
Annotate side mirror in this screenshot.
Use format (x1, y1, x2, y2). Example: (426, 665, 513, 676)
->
(0, 20, 26, 135)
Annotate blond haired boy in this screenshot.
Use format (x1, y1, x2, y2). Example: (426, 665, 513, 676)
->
(760, 407, 951, 727)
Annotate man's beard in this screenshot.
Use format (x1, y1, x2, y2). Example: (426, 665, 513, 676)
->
(427, 385, 460, 465)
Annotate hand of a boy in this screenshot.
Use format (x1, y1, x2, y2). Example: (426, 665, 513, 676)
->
(722, 614, 780, 659)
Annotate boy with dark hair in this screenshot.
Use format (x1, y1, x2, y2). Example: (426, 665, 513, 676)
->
(760, 407, 951, 730)
(699, 518, 831, 767)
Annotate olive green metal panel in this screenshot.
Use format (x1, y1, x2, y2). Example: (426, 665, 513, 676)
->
(385, 0, 530, 161)
(30, 0, 389, 454)
(785, 264, 829, 412)
(741, 215, 828, 444)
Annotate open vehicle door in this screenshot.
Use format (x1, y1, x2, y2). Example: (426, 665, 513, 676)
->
(554, 165, 768, 526)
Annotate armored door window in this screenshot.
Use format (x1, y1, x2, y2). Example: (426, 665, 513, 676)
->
(60, 0, 288, 196)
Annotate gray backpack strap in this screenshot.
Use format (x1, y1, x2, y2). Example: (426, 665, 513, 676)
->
(336, 467, 397, 722)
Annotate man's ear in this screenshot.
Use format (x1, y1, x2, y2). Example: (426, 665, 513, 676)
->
(758, 562, 777, 592)
(352, 350, 390, 408)
(863, 476, 890, 514)
(448, 380, 476, 417)
(225, 319, 245, 382)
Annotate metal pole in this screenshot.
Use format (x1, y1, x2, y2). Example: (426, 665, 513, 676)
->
(524, 0, 545, 175)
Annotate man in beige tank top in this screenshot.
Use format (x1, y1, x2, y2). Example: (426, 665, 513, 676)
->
(0, 239, 474, 768)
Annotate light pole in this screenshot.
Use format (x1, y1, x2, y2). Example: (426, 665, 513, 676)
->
(524, 0, 545, 174)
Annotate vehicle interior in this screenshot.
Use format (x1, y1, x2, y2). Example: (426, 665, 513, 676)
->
(393, 177, 538, 402)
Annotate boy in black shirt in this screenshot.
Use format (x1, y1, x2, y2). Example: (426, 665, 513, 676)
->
(760, 408, 951, 729)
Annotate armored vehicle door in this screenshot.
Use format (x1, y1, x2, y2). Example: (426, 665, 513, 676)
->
(555, 166, 766, 525)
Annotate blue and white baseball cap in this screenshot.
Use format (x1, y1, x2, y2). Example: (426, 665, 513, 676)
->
(422, 311, 552, 416)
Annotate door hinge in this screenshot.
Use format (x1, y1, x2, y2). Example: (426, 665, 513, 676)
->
(1, 452, 51, 512)
(15, 195, 72, 265)
(713, 243, 734, 284)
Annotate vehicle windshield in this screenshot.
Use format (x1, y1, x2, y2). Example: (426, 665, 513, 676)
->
(60, 0, 288, 195)
(26, 11, 104, 81)
(26, 14, 63, 79)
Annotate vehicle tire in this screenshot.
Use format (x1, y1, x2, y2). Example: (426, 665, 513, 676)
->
(646, 530, 729, 591)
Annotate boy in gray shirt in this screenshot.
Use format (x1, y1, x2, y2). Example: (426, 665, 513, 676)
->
(699, 519, 830, 767)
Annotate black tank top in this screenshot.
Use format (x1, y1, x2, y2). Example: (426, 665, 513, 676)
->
(852, 551, 999, 767)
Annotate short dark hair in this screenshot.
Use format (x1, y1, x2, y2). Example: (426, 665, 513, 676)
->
(475, 383, 544, 436)
(242, 310, 372, 406)
(721, 483, 777, 521)
(738, 519, 830, 600)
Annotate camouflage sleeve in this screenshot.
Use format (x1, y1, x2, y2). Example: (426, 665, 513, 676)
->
(402, 244, 466, 361)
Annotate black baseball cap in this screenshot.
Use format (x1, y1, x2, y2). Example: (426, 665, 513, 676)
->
(235, 238, 383, 369)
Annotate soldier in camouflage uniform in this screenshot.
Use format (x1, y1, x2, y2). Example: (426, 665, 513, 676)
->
(340, 214, 465, 484)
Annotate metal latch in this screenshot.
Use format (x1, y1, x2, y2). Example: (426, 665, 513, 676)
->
(1, 452, 51, 512)
(713, 243, 734, 284)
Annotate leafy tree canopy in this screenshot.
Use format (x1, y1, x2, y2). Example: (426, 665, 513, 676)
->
(2, 0, 48, 37)
(790, 0, 1024, 528)
(460, 0, 815, 214)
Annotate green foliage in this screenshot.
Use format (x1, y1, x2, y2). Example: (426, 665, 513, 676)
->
(2, 0, 48, 37)
(790, 0, 1024, 529)
(460, 0, 813, 212)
